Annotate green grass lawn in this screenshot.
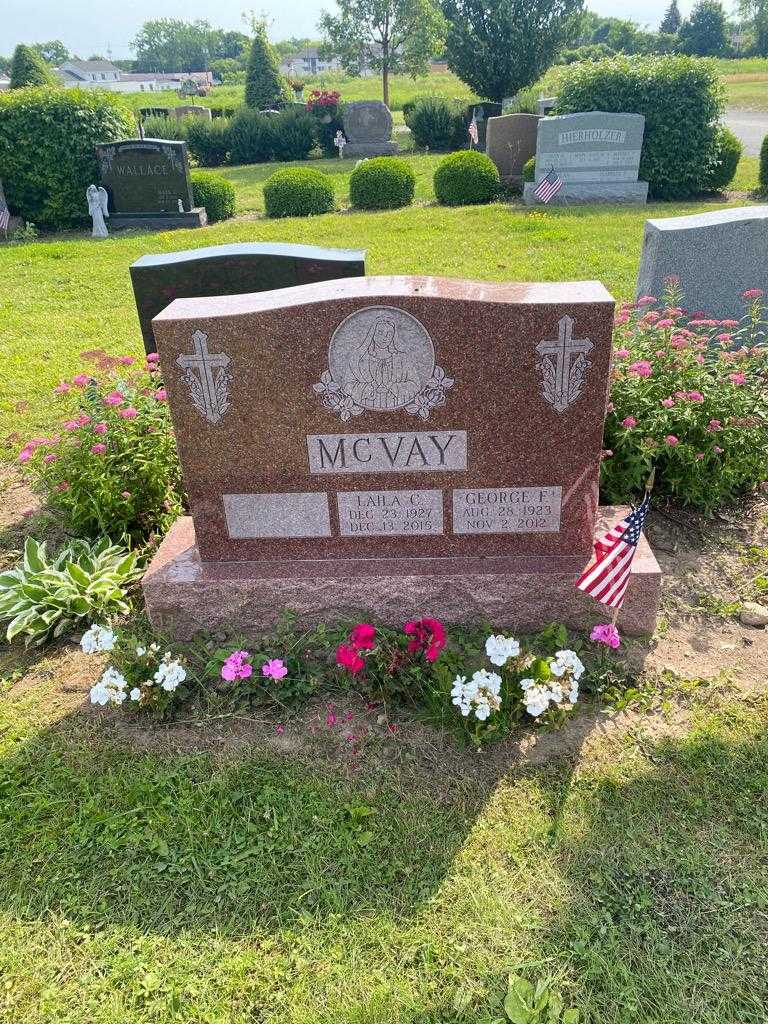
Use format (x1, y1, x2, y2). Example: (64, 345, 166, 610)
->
(0, 153, 761, 454)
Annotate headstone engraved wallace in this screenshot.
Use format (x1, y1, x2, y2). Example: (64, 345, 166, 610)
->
(95, 139, 207, 229)
(130, 242, 366, 354)
(524, 111, 648, 206)
(143, 276, 661, 636)
(636, 206, 768, 319)
(342, 101, 398, 157)
(485, 113, 541, 185)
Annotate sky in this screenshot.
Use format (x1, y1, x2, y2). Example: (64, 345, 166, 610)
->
(4, 0, 739, 61)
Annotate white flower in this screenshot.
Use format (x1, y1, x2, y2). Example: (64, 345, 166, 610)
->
(89, 666, 128, 707)
(452, 669, 502, 721)
(153, 655, 186, 692)
(551, 649, 585, 681)
(89, 683, 110, 705)
(135, 646, 146, 657)
(80, 624, 116, 655)
(100, 666, 127, 689)
(129, 687, 141, 701)
(520, 679, 551, 718)
(485, 634, 521, 667)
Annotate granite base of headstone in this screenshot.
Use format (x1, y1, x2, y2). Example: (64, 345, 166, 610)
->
(96, 139, 207, 230)
(342, 101, 398, 157)
(485, 113, 540, 185)
(636, 206, 768, 318)
(537, 96, 557, 116)
(130, 242, 366, 354)
(523, 111, 649, 206)
(142, 275, 661, 636)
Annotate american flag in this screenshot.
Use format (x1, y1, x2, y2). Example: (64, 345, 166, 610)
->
(468, 114, 478, 147)
(534, 167, 563, 204)
(575, 492, 652, 610)
(0, 202, 9, 232)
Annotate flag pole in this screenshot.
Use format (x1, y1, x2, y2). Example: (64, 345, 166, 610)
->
(608, 466, 655, 627)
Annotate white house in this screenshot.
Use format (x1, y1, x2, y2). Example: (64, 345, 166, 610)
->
(0, 73, 10, 91)
(55, 61, 214, 94)
(57, 59, 123, 86)
(279, 48, 342, 77)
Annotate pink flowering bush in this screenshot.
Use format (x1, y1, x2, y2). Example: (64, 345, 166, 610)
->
(18, 350, 183, 541)
(604, 282, 768, 513)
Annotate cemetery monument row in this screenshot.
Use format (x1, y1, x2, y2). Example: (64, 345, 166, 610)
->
(95, 139, 207, 230)
(524, 111, 649, 206)
(143, 276, 661, 637)
(130, 242, 366, 354)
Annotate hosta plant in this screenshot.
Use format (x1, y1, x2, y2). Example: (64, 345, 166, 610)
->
(0, 536, 141, 645)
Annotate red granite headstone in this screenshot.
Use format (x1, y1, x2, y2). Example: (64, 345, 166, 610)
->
(143, 276, 661, 635)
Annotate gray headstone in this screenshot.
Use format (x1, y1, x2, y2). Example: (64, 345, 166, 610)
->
(485, 113, 540, 184)
(636, 206, 768, 318)
(342, 101, 398, 157)
(174, 105, 212, 121)
(130, 241, 366, 354)
(523, 111, 648, 206)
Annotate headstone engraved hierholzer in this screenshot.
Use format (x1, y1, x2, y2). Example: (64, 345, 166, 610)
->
(143, 276, 661, 635)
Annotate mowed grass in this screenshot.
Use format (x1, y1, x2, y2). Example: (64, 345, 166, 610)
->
(1, 668, 767, 1023)
(0, 152, 762, 453)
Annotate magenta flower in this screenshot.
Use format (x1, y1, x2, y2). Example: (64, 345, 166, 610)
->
(590, 623, 621, 649)
(154, 388, 167, 401)
(336, 643, 364, 674)
(146, 352, 161, 363)
(665, 435, 679, 446)
(614, 348, 630, 359)
(90, 443, 107, 455)
(720, 319, 740, 328)
(119, 407, 139, 419)
(72, 373, 90, 387)
(262, 658, 288, 680)
(696, 452, 705, 460)
(76, 414, 92, 426)
(621, 416, 637, 428)
(742, 288, 764, 299)
(349, 623, 376, 650)
(661, 397, 676, 408)
(92, 422, 108, 435)
(121, 490, 131, 498)
(17, 449, 31, 463)
(103, 391, 124, 406)
(729, 372, 747, 385)
(43, 453, 57, 464)
(221, 650, 253, 681)
(714, 445, 724, 454)
(716, 333, 733, 344)
(63, 419, 80, 431)
(275, 724, 285, 736)
(56, 480, 70, 492)
(629, 360, 652, 377)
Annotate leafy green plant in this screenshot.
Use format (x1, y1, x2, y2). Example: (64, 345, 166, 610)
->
(760, 133, 768, 194)
(522, 156, 536, 182)
(497, 974, 579, 1024)
(17, 349, 183, 542)
(186, 117, 231, 166)
(0, 537, 140, 645)
(701, 124, 742, 191)
(141, 114, 188, 141)
(433, 149, 500, 206)
(408, 95, 464, 150)
(556, 54, 725, 199)
(244, 20, 289, 109)
(9, 44, 56, 88)
(228, 107, 275, 164)
(349, 156, 416, 210)
(270, 107, 317, 161)
(191, 170, 235, 222)
(263, 167, 335, 217)
(0, 87, 136, 228)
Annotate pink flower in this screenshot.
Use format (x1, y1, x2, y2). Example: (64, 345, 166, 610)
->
(119, 407, 138, 419)
(664, 274, 680, 286)
(146, 352, 161, 363)
(54, 381, 71, 394)
(670, 335, 688, 349)
(56, 480, 70, 492)
(275, 724, 285, 736)
(706, 419, 722, 432)
(17, 449, 32, 463)
(637, 295, 657, 306)
(695, 452, 705, 460)
(621, 416, 637, 428)
(349, 623, 376, 650)
(694, 355, 705, 365)
(43, 453, 57, 464)
(262, 658, 288, 680)
(154, 388, 167, 401)
(63, 419, 80, 431)
(614, 348, 631, 359)
(629, 360, 652, 377)
(590, 623, 621, 649)
(686, 391, 704, 403)
(643, 310, 661, 323)
(221, 650, 253, 682)
(121, 491, 131, 498)
(656, 319, 674, 328)
(714, 445, 723, 454)
(742, 288, 764, 299)
(90, 443, 107, 455)
(729, 372, 747, 385)
(118, 356, 135, 366)
(72, 374, 90, 387)
(720, 319, 740, 328)
(403, 617, 446, 662)
(336, 643, 365, 674)
(665, 435, 679, 446)
(601, 448, 613, 459)
(76, 414, 92, 427)
(103, 390, 124, 406)
(717, 333, 733, 344)
(661, 397, 676, 408)
(92, 422, 108, 435)
(654, 349, 665, 358)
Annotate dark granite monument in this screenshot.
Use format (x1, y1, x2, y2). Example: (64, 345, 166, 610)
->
(130, 242, 366, 354)
(95, 139, 206, 230)
(142, 276, 662, 637)
(464, 102, 502, 152)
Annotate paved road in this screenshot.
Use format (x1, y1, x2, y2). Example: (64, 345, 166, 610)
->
(724, 108, 768, 156)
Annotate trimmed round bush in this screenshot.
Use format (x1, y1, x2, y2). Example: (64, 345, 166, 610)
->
(522, 156, 536, 182)
(433, 150, 500, 206)
(556, 54, 724, 200)
(229, 108, 275, 164)
(191, 171, 235, 222)
(186, 118, 231, 167)
(349, 157, 416, 210)
(263, 167, 334, 218)
(408, 96, 465, 151)
(701, 125, 742, 192)
(761, 134, 768, 194)
(0, 87, 136, 228)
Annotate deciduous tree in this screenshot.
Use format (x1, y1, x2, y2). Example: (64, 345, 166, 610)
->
(678, 0, 730, 55)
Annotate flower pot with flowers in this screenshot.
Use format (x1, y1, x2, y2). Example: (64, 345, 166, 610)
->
(306, 88, 344, 155)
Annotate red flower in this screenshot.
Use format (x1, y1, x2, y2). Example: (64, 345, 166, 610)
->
(349, 623, 376, 649)
(403, 617, 446, 662)
(336, 643, 364, 674)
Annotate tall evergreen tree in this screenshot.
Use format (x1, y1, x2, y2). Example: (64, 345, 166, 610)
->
(9, 44, 56, 88)
(660, 0, 682, 33)
(679, 0, 730, 55)
(244, 21, 287, 109)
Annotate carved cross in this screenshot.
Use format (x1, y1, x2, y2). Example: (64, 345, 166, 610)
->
(176, 330, 230, 424)
(535, 316, 593, 413)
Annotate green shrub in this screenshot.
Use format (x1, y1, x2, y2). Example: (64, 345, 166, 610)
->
(141, 114, 187, 140)
(0, 537, 140, 646)
(349, 157, 416, 210)
(191, 170, 235, 222)
(556, 54, 724, 200)
(503, 88, 540, 115)
(271, 107, 317, 161)
(229, 107, 274, 164)
(759, 134, 768, 194)
(9, 44, 56, 88)
(701, 125, 742, 191)
(18, 350, 183, 541)
(522, 156, 536, 182)
(0, 87, 136, 228)
(263, 167, 335, 217)
(433, 150, 500, 206)
(408, 95, 465, 151)
(244, 22, 289, 109)
(186, 118, 231, 166)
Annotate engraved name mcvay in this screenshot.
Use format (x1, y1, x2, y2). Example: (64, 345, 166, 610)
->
(307, 430, 467, 474)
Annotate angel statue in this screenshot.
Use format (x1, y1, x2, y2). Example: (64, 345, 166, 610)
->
(86, 184, 109, 239)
